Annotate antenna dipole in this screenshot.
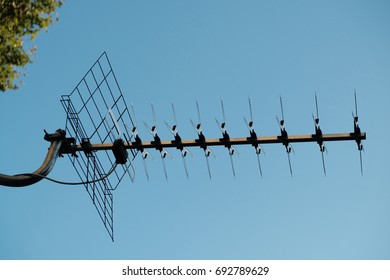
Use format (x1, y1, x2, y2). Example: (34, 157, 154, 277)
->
(313, 93, 327, 176)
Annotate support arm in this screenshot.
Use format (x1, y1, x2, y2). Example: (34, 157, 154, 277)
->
(0, 130, 65, 187)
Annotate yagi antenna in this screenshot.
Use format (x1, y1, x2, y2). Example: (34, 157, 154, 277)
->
(0, 52, 367, 242)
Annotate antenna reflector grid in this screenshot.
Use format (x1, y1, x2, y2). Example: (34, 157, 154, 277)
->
(60, 52, 138, 241)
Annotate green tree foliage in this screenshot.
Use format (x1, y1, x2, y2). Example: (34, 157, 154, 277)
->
(0, 0, 62, 92)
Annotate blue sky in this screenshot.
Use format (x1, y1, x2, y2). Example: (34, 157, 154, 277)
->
(0, 0, 389, 259)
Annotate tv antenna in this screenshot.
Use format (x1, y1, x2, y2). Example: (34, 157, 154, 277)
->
(0, 52, 367, 241)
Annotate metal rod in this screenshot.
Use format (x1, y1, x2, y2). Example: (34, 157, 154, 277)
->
(65, 132, 366, 153)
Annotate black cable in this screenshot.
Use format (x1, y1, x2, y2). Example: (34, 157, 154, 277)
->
(17, 163, 118, 186)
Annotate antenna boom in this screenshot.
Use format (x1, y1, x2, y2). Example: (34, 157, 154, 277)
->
(62, 132, 366, 153)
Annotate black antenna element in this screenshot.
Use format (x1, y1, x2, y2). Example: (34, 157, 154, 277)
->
(244, 97, 263, 177)
(165, 101, 192, 178)
(127, 103, 153, 181)
(313, 94, 327, 176)
(277, 97, 293, 177)
(144, 102, 173, 181)
(216, 98, 238, 177)
(353, 90, 364, 175)
(190, 100, 215, 180)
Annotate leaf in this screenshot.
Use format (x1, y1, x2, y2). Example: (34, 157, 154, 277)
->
(0, 0, 63, 92)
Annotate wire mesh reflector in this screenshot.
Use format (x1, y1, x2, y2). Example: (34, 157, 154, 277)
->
(60, 52, 136, 241)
